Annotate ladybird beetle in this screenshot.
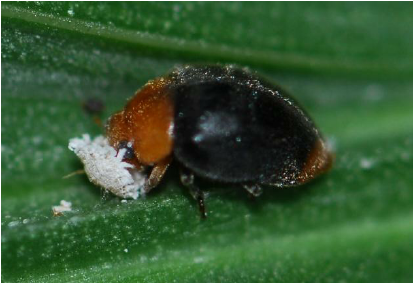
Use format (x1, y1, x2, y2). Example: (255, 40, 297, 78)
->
(106, 65, 333, 217)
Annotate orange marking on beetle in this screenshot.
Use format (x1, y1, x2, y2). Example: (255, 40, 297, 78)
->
(107, 78, 174, 166)
(298, 139, 333, 184)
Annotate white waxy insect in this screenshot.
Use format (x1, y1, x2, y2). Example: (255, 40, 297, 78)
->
(68, 134, 146, 199)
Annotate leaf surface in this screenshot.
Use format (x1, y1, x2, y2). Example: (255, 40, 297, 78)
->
(2, 2, 413, 282)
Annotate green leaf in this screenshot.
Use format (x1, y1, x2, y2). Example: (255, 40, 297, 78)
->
(2, 2, 413, 282)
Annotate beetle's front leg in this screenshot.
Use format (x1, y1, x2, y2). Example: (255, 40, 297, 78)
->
(144, 156, 172, 194)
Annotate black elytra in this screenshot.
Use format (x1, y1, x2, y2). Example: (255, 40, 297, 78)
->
(169, 65, 324, 187)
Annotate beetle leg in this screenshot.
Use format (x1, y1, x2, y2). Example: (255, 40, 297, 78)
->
(144, 156, 172, 193)
(243, 184, 263, 197)
(180, 168, 207, 218)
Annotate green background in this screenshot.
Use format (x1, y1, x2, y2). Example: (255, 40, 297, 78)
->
(2, 2, 413, 282)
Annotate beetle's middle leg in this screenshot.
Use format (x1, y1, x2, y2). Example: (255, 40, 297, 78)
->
(180, 167, 207, 218)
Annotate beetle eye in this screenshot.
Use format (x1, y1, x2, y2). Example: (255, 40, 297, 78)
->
(118, 140, 135, 159)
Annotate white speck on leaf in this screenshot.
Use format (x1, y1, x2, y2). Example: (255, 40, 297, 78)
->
(360, 158, 375, 169)
(52, 200, 72, 215)
(8, 221, 20, 228)
(67, 8, 75, 17)
(193, 257, 206, 264)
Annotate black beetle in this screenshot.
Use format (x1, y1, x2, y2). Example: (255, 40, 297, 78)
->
(106, 65, 332, 217)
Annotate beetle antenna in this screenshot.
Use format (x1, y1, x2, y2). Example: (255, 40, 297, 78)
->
(62, 170, 85, 179)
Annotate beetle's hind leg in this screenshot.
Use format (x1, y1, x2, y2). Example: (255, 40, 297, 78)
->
(180, 167, 207, 218)
(243, 184, 263, 197)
